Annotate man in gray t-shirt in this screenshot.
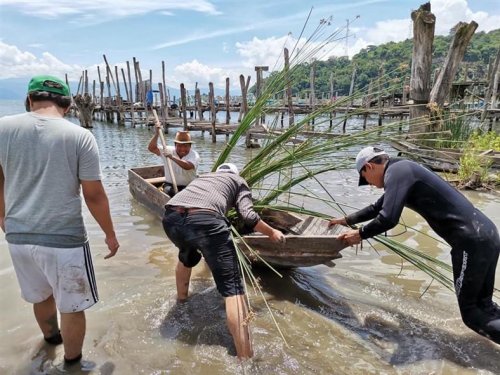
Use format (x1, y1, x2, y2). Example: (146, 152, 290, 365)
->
(163, 163, 285, 359)
(0, 75, 119, 369)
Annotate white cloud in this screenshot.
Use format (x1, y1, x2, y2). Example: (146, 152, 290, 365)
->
(0, 41, 83, 79)
(346, 0, 500, 57)
(431, 0, 500, 34)
(172, 59, 246, 90)
(0, 0, 220, 20)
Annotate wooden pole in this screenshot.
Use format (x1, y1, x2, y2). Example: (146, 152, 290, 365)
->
(76, 74, 83, 96)
(343, 66, 356, 132)
(254, 66, 269, 125)
(126, 61, 135, 127)
(195, 85, 203, 120)
(97, 66, 103, 114)
(180, 83, 188, 130)
(225, 77, 230, 125)
(84, 70, 89, 94)
(429, 21, 478, 107)
(238, 74, 248, 122)
(152, 109, 177, 194)
(102, 54, 118, 95)
(162, 61, 168, 121)
(377, 66, 384, 126)
(284, 48, 295, 128)
(481, 48, 500, 125)
(310, 62, 316, 127)
(363, 81, 373, 130)
(121, 68, 130, 104)
(409, 2, 435, 122)
(209, 82, 216, 142)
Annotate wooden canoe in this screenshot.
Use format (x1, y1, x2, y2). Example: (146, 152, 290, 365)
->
(128, 165, 349, 268)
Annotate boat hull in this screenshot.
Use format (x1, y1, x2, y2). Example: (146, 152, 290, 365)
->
(128, 166, 348, 267)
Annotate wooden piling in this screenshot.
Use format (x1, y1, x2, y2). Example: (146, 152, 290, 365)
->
(284, 48, 295, 128)
(409, 2, 435, 122)
(180, 83, 188, 130)
(225, 77, 230, 125)
(430, 21, 478, 107)
(481, 49, 500, 129)
(209, 82, 216, 142)
(255, 66, 269, 125)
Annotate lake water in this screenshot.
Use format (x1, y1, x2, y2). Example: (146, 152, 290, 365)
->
(0, 99, 499, 374)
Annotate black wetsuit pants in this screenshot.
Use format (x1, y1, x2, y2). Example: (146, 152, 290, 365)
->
(451, 237, 500, 344)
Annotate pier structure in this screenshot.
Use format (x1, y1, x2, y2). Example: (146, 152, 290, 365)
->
(68, 4, 499, 144)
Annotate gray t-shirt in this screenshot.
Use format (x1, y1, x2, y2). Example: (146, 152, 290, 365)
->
(167, 172, 261, 228)
(0, 112, 102, 247)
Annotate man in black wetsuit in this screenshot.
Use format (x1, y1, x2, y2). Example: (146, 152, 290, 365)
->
(330, 146, 500, 344)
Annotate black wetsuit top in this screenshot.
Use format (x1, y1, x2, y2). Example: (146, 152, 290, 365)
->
(346, 158, 498, 249)
(346, 158, 500, 344)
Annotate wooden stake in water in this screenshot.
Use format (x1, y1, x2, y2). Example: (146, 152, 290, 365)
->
(152, 109, 178, 194)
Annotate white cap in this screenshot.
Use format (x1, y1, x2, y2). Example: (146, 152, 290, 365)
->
(355, 146, 388, 185)
(216, 163, 239, 175)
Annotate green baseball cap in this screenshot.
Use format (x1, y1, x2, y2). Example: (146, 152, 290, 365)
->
(27, 75, 70, 96)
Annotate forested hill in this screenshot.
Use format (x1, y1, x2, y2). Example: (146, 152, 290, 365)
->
(263, 28, 500, 98)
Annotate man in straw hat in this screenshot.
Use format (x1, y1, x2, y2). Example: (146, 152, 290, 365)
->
(329, 146, 500, 345)
(162, 163, 285, 359)
(0, 75, 120, 369)
(148, 127, 200, 196)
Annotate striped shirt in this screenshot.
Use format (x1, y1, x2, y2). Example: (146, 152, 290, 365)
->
(167, 172, 260, 228)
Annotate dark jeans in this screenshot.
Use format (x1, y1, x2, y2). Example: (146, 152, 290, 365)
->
(162, 208, 244, 297)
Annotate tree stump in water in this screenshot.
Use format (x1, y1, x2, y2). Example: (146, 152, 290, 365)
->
(74, 94, 95, 128)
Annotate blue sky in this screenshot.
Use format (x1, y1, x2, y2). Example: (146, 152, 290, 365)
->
(0, 0, 499, 91)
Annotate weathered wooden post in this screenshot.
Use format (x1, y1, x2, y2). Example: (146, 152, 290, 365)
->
(255, 66, 269, 126)
(84, 70, 89, 94)
(430, 21, 478, 107)
(76, 74, 83, 96)
(363, 81, 373, 130)
(162, 61, 168, 123)
(377, 65, 384, 126)
(114, 66, 124, 125)
(105, 74, 112, 122)
(309, 62, 316, 127)
(209, 82, 216, 142)
(427, 20, 477, 133)
(195, 84, 203, 121)
(180, 83, 188, 130)
(74, 94, 95, 128)
(225, 77, 230, 125)
(92, 79, 96, 119)
(284, 48, 295, 128)
(238, 75, 248, 122)
(481, 48, 500, 128)
(409, 2, 435, 125)
(342, 66, 356, 132)
(329, 72, 335, 129)
(125, 61, 135, 126)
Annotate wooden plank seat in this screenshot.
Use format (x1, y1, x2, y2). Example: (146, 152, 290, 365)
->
(145, 177, 166, 185)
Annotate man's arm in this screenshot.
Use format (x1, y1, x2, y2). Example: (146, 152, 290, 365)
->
(0, 166, 4, 233)
(254, 220, 285, 243)
(147, 123, 162, 156)
(81, 180, 119, 259)
(328, 196, 384, 228)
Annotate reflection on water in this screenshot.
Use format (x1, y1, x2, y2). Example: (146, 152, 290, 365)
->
(0, 115, 499, 374)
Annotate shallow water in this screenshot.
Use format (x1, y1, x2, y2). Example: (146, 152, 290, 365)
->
(0, 103, 499, 374)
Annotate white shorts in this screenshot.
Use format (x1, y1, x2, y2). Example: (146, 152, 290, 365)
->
(8, 242, 98, 313)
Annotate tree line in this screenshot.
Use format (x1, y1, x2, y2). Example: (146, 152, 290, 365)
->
(257, 28, 500, 98)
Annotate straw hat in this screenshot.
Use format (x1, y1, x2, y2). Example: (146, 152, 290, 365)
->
(174, 131, 193, 144)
